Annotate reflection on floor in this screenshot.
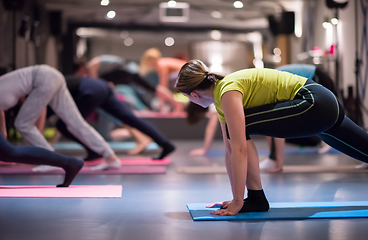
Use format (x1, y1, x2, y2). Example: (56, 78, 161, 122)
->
(1, 137, 368, 240)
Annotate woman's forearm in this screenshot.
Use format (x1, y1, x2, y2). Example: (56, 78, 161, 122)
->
(224, 151, 235, 196)
(230, 149, 247, 201)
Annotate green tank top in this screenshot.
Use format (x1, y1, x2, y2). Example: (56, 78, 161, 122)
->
(213, 68, 308, 123)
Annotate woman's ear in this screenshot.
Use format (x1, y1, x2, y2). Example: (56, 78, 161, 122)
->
(191, 90, 201, 99)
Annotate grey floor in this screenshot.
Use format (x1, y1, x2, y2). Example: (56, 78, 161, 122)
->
(1, 138, 368, 240)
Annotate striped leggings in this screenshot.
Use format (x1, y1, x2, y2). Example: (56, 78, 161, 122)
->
(227, 79, 368, 163)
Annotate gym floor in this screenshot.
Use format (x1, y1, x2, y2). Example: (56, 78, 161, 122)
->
(1, 138, 368, 240)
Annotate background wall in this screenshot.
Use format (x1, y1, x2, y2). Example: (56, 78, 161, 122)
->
(0, 0, 60, 71)
(88, 37, 190, 63)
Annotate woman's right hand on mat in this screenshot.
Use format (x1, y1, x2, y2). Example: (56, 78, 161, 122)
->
(190, 148, 207, 156)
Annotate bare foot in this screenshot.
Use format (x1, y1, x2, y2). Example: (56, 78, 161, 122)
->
(110, 128, 132, 141)
(128, 139, 152, 155)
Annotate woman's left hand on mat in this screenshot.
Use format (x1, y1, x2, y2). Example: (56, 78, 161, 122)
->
(209, 199, 243, 216)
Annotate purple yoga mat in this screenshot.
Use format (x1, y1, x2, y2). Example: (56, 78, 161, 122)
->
(0, 165, 166, 175)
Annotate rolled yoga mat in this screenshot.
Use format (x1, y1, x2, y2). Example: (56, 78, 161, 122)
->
(187, 201, 368, 221)
(84, 157, 171, 166)
(177, 165, 368, 174)
(0, 157, 170, 166)
(52, 142, 159, 151)
(0, 165, 166, 175)
(0, 185, 122, 198)
(206, 147, 341, 157)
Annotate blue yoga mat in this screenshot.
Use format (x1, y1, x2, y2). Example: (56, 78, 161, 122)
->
(53, 142, 159, 151)
(207, 148, 341, 157)
(187, 201, 368, 221)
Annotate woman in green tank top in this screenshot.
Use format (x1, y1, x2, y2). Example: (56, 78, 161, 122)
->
(175, 59, 368, 216)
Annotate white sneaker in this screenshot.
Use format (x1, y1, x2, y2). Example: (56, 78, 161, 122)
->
(91, 160, 121, 171)
(32, 165, 61, 172)
(259, 158, 276, 170)
(355, 162, 368, 169)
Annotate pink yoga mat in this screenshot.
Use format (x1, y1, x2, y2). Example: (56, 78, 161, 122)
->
(135, 111, 187, 118)
(1, 157, 171, 166)
(84, 157, 171, 166)
(0, 185, 122, 198)
(0, 165, 166, 174)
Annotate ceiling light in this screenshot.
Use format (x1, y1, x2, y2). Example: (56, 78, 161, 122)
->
(100, 0, 109, 6)
(331, 18, 339, 25)
(323, 21, 332, 29)
(234, 1, 243, 9)
(165, 37, 175, 46)
(211, 11, 222, 19)
(124, 37, 133, 46)
(168, 0, 177, 8)
(120, 30, 129, 39)
(106, 10, 116, 19)
(211, 30, 222, 40)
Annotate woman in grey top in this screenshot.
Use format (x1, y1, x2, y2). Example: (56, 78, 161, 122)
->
(0, 65, 121, 171)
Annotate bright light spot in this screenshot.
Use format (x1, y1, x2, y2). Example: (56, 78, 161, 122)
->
(100, 0, 109, 6)
(106, 10, 116, 19)
(76, 28, 87, 37)
(324, 22, 333, 49)
(210, 54, 223, 72)
(124, 37, 133, 46)
(76, 38, 87, 58)
(168, 0, 177, 8)
(331, 18, 339, 25)
(211, 11, 222, 19)
(76, 27, 107, 38)
(120, 30, 129, 39)
(273, 48, 281, 56)
(313, 57, 321, 65)
(273, 55, 281, 63)
(253, 59, 264, 68)
(211, 30, 222, 40)
(323, 21, 331, 29)
(234, 1, 243, 8)
(165, 37, 175, 46)
(294, 10, 302, 38)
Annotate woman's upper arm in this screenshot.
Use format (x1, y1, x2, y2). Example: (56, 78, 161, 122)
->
(157, 61, 169, 87)
(221, 91, 247, 150)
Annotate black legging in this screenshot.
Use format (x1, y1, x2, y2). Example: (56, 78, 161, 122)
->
(100, 69, 156, 93)
(52, 78, 169, 156)
(227, 79, 368, 163)
(268, 69, 338, 159)
(0, 133, 83, 187)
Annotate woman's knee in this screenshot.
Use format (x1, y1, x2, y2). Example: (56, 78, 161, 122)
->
(14, 118, 31, 134)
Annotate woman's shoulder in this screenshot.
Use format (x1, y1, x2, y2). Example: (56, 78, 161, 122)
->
(222, 68, 257, 81)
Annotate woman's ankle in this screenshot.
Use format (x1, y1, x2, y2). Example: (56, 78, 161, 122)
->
(105, 154, 119, 163)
